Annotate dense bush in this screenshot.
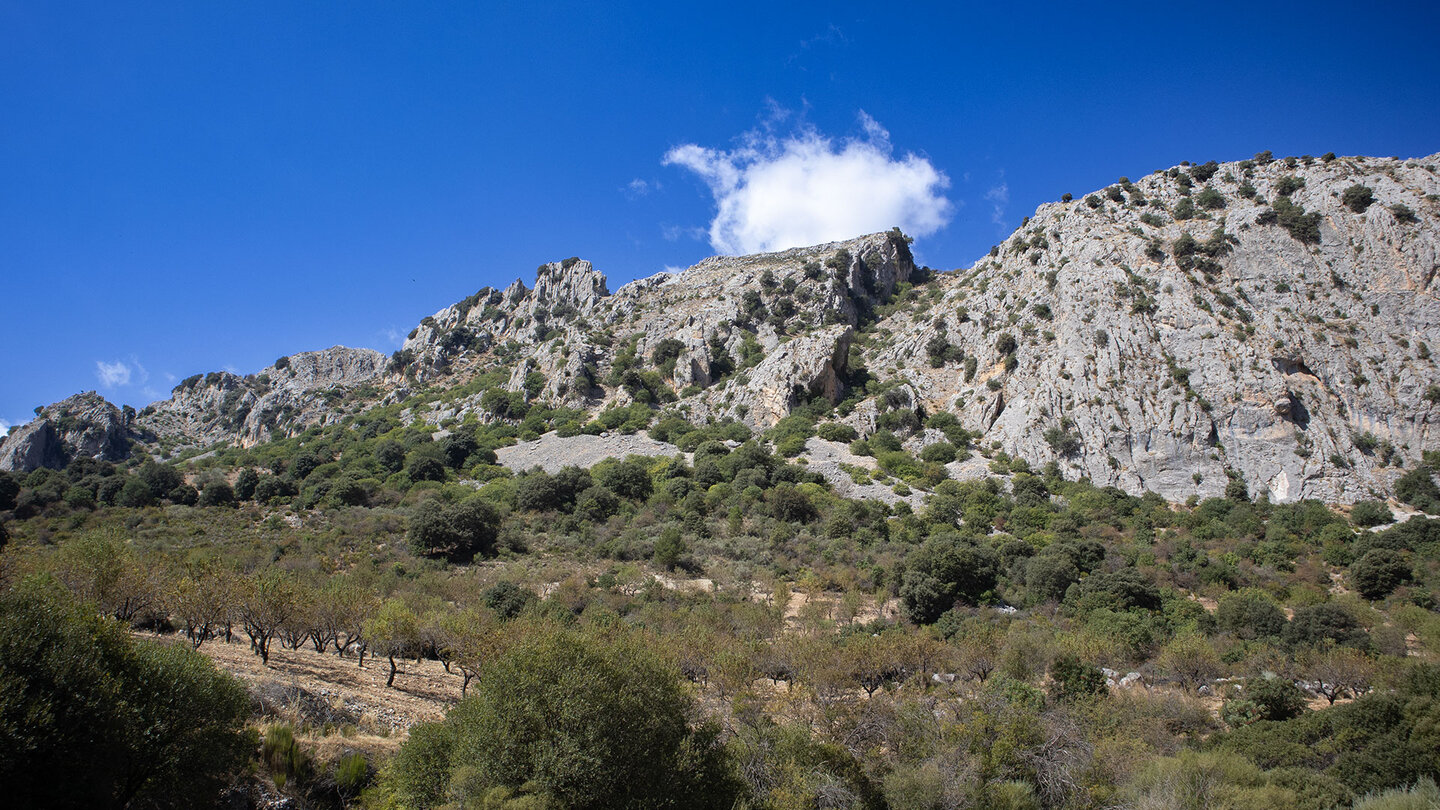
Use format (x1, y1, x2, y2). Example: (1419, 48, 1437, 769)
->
(409, 496, 502, 561)
(1351, 500, 1394, 528)
(1350, 549, 1411, 599)
(385, 623, 738, 809)
(1284, 603, 1370, 650)
(1342, 184, 1375, 213)
(0, 580, 253, 808)
(1394, 467, 1440, 513)
(1214, 589, 1287, 639)
(900, 535, 999, 623)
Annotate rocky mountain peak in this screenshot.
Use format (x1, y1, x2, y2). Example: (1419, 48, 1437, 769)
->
(532, 257, 610, 311)
(0, 391, 131, 471)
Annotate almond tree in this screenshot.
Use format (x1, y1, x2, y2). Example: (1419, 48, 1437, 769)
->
(240, 571, 299, 664)
(1156, 633, 1223, 693)
(54, 530, 160, 623)
(366, 598, 422, 688)
(168, 563, 233, 648)
(956, 623, 1003, 683)
(443, 608, 500, 696)
(1303, 644, 1375, 704)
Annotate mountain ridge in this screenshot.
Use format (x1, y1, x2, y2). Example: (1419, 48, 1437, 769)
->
(6, 151, 1439, 505)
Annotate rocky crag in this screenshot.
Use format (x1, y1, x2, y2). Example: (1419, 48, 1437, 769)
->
(5, 152, 1439, 504)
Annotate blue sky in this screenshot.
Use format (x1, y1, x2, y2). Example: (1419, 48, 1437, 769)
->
(3, 1, 1438, 433)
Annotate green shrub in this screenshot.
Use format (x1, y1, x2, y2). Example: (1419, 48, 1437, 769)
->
(1266, 197, 1323, 243)
(876, 451, 922, 480)
(1196, 187, 1226, 209)
(1215, 589, 1287, 639)
(1044, 425, 1081, 456)
(899, 536, 1000, 623)
(385, 625, 737, 809)
(1245, 676, 1308, 721)
(1395, 466, 1440, 513)
(775, 433, 808, 457)
(1390, 203, 1419, 224)
(1342, 184, 1375, 213)
(1190, 160, 1220, 182)
(919, 442, 957, 464)
(1350, 549, 1412, 599)
(1351, 500, 1394, 528)
(1275, 175, 1305, 196)
(1049, 654, 1106, 702)
(0, 582, 253, 808)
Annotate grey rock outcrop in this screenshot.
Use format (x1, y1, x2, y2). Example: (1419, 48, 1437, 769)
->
(0, 392, 132, 471)
(858, 154, 1440, 502)
(396, 231, 913, 427)
(138, 346, 388, 448)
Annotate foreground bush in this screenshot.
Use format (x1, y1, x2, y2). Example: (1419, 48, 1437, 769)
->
(382, 621, 739, 809)
(0, 578, 253, 808)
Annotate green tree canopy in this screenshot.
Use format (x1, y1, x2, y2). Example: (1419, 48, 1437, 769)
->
(386, 622, 738, 809)
(0, 579, 253, 808)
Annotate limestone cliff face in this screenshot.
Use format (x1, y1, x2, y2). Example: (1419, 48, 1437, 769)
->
(397, 231, 913, 427)
(0, 392, 133, 471)
(138, 347, 389, 448)
(857, 154, 1440, 502)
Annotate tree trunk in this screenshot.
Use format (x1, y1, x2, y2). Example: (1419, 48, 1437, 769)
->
(386, 655, 398, 688)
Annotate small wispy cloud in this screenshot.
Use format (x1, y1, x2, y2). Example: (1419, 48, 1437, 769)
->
(799, 23, 847, 50)
(95, 355, 149, 389)
(382, 327, 405, 348)
(661, 265, 687, 275)
(664, 110, 952, 254)
(96, 359, 133, 387)
(0, 418, 11, 437)
(661, 223, 707, 243)
(985, 181, 1010, 228)
(624, 178, 660, 199)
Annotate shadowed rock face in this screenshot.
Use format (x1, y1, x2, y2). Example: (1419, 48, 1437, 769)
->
(0, 392, 131, 471)
(10, 155, 1440, 503)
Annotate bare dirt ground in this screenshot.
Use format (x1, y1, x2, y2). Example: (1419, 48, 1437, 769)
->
(495, 431, 686, 473)
(152, 633, 462, 734)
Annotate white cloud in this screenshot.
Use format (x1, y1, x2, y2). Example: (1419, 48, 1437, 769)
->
(624, 178, 660, 199)
(664, 111, 952, 255)
(0, 418, 11, 438)
(96, 359, 132, 387)
(985, 182, 1010, 227)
